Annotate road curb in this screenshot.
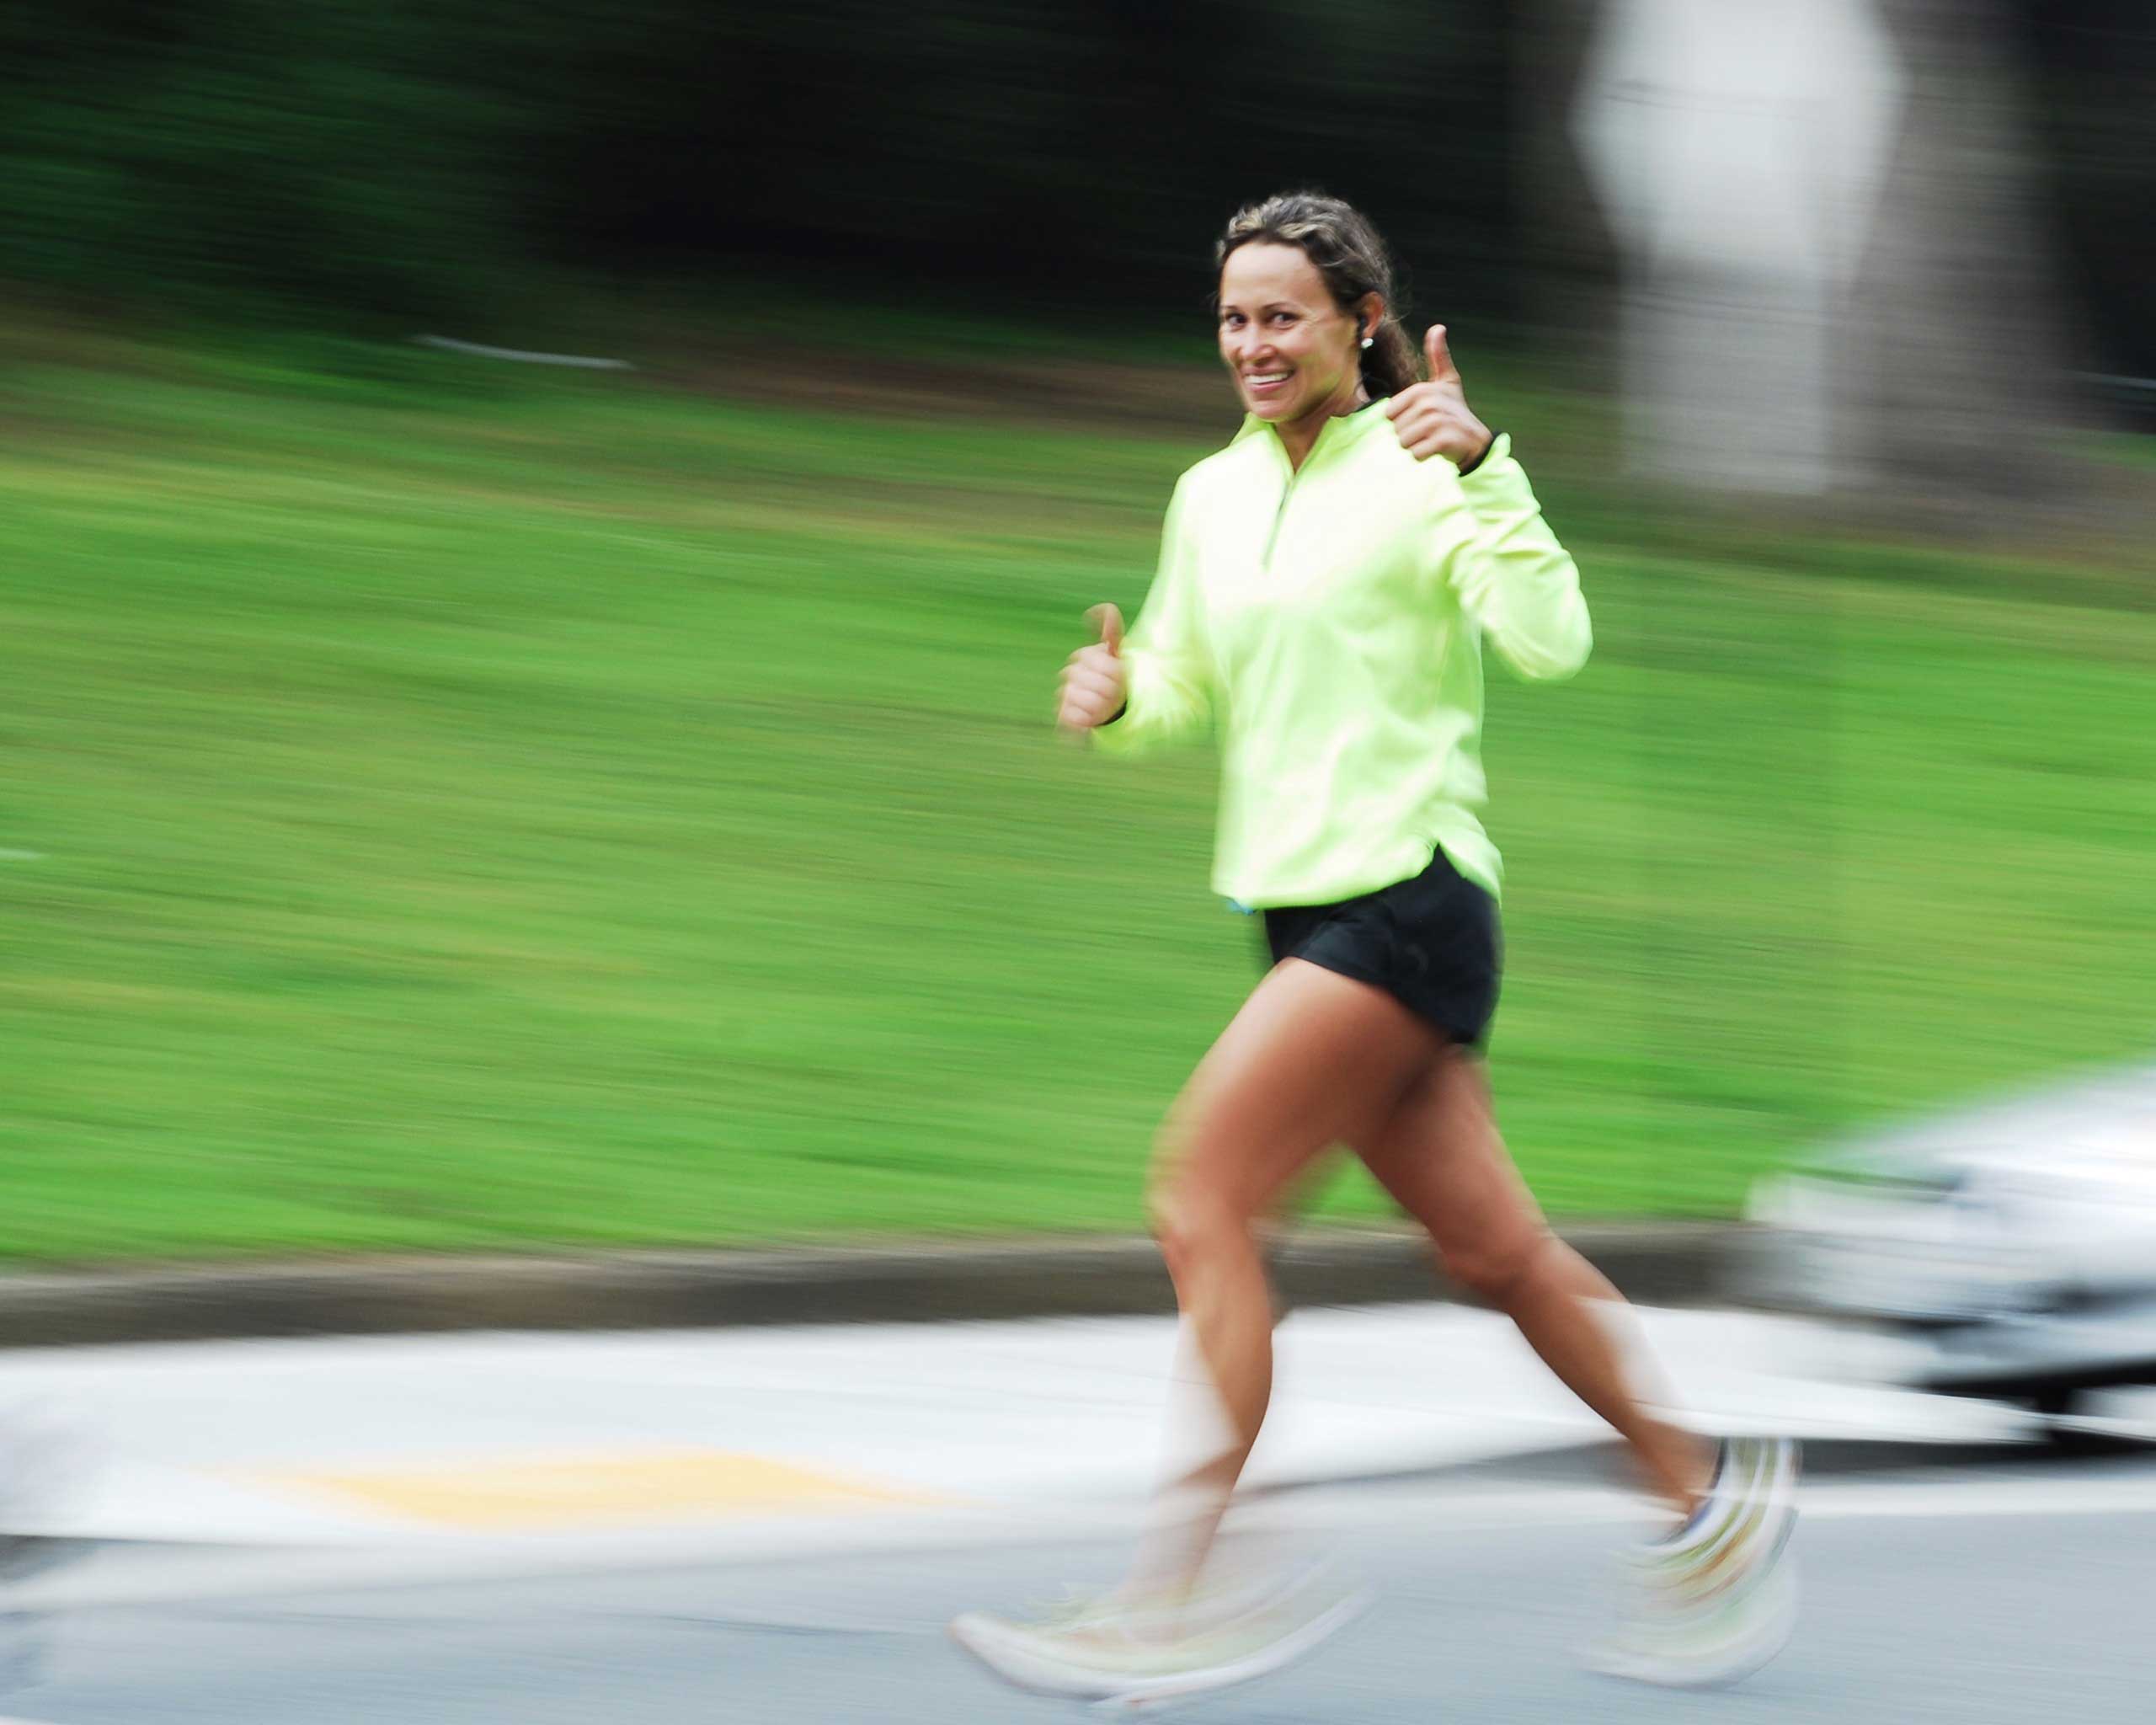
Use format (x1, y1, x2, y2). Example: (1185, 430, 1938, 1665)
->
(0, 1222, 1743, 1350)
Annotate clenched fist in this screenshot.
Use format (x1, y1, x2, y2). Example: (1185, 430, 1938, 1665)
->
(1385, 325, 1494, 469)
(1057, 603, 1128, 732)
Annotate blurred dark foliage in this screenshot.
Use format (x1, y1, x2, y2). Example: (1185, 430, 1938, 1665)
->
(0, 1, 515, 323)
(0, 0, 2146, 374)
(2019, 1, 2156, 382)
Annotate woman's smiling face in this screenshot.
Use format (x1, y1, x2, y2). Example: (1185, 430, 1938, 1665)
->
(1217, 241, 1367, 429)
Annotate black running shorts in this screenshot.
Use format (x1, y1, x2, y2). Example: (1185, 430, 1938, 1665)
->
(1260, 845, 1502, 1049)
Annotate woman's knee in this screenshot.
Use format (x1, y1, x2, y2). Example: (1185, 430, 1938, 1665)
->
(1438, 1226, 1551, 1306)
(1150, 1180, 1258, 1285)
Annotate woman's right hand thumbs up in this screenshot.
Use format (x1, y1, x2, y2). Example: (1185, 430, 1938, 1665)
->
(1057, 604, 1128, 732)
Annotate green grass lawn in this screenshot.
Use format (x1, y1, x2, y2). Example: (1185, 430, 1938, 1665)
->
(4, 320, 2153, 1262)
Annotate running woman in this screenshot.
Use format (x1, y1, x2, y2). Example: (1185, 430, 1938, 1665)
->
(952, 190, 1798, 1708)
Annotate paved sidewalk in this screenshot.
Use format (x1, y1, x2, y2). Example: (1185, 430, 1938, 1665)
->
(0, 1300, 2055, 1610)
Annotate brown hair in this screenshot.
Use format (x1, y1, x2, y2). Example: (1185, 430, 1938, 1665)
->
(1215, 190, 1419, 398)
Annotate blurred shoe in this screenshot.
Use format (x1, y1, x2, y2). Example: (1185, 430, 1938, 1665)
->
(1587, 1434, 1801, 1688)
(949, 1559, 1369, 1712)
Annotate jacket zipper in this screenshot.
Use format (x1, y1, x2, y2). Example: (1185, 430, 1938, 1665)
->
(1261, 469, 1297, 572)
(1262, 419, 1346, 571)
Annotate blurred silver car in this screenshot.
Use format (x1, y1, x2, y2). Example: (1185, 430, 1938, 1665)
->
(1744, 1065, 2156, 1417)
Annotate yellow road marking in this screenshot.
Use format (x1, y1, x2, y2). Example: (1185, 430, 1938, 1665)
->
(237, 1449, 944, 1530)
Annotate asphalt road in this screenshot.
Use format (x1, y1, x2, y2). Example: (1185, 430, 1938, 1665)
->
(12, 1443, 2156, 1725)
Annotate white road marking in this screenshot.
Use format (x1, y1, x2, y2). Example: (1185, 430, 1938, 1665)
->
(1804, 1474, 2156, 1520)
(1267, 1465, 2156, 1537)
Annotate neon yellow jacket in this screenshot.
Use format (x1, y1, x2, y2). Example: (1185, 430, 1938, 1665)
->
(1093, 404, 1589, 907)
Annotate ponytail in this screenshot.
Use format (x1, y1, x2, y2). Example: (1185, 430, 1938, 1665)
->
(1361, 316, 1420, 399)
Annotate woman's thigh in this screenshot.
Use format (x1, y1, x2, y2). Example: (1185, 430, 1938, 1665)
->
(1350, 1053, 1548, 1279)
(1150, 958, 1444, 1231)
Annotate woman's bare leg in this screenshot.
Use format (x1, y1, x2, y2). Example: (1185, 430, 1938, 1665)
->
(1132, 959, 1444, 1594)
(1353, 1051, 1711, 1516)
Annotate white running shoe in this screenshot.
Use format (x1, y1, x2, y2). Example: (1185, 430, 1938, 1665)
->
(950, 1561, 1370, 1713)
(1588, 1434, 1801, 1689)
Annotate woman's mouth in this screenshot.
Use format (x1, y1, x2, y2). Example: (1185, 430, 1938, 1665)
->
(1243, 370, 1291, 398)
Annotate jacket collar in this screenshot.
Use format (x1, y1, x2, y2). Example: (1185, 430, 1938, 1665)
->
(1230, 395, 1393, 462)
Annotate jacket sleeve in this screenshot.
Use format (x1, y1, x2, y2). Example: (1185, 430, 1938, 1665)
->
(1440, 434, 1593, 681)
(1091, 477, 1215, 756)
